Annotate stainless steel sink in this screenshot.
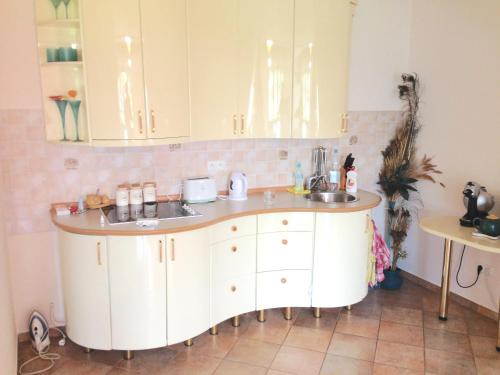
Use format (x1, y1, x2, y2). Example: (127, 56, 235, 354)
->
(304, 191, 359, 203)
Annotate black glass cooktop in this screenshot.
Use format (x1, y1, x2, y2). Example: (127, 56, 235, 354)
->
(101, 201, 201, 225)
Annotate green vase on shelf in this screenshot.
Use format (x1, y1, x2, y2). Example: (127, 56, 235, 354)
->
(51, 98, 68, 141)
(62, 0, 71, 19)
(50, 0, 62, 20)
(69, 100, 82, 142)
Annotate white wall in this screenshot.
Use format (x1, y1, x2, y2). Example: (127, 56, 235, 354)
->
(0, 173, 18, 374)
(348, 0, 412, 111)
(400, 0, 500, 312)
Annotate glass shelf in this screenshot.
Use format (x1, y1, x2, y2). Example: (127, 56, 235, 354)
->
(37, 19, 80, 28)
(41, 61, 83, 67)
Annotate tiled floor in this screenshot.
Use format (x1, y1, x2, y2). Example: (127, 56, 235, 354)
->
(18, 280, 500, 374)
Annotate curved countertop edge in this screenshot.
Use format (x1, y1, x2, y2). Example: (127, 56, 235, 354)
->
(51, 190, 381, 236)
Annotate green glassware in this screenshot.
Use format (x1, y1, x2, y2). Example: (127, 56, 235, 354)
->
(69, 100, 82, 142)
(62, 0, 71, 19)
(50, 0, 62, 20)
(52, 99, 69, 141)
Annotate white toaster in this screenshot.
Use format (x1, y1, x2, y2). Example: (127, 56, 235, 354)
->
(183, 177, 217, 203)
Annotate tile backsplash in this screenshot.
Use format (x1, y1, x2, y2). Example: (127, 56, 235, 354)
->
(0, 110, 401, 235)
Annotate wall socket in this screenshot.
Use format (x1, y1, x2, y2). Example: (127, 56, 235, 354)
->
(207, 160, 226, 172)
(64, 158, 79, 170)
(279, 150, 288, 160)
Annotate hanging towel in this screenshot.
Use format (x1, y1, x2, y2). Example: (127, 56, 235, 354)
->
(368, 220, 391, 287)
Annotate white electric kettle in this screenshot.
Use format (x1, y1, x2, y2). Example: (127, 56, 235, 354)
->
(228, 172, 248, 201)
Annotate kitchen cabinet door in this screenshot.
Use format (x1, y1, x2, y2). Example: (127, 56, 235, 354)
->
(237, 0, 294, 138)
(58, 231, 111, 350)
(292, 0, 354, 138)
(188, 0, 239, 141)
(312, 211, 371, 307)
(166, 228, 210, 344)
(141, 0, 190, 140)
(82, 0, 147, 140)
(108, 235, 167, 350)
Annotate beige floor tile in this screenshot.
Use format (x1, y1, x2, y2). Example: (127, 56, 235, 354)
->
(271, 346, 325, 375)
(106, 368, 139, 374)
(341, 301, 383, 320)
(242, 315, 294, 344)
(152, 352, 221, 375)
(465, 315, 498, 338)
(424, 348, 476, 375)
(474, 357, 500, 375)
(49, 358, 114, 375)
(114, 346, 177, 373)
(423, 328, 472, 355)
(294, 308, 339, 331)
(378, 320, 424, 346)
(373, 363, 424, 375)
(375, 340, 425, 371)
(176, 331, 239, 358)
(267, 370, 294, 375)
(217, 314, 252, 337)
(381, 306, 423, 327)
(320, 354, 373, 375)
(284, 326, 333, 352)
(213, 359, 267, 375)
(226, 338, 280, 367)
(469, 336, 500, 359)
(335, 314, 380, 339)
(382, 293, 423, 310)
(328, 333, 377, 361)
(423, 312, 468, 334)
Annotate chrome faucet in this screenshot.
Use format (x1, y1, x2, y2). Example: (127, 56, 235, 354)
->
(307, 146, 328, 191)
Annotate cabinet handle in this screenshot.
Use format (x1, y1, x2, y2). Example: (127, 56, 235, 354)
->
(159, 240, 163, 263)
(341, 113, 349, 133)
(281, 277, 287, 284)
(282, 219, 288, 226)
(282, 239, 288, 245)
(170, 238, 175, 261)
(233, 114, 238, 135)
(230, 285, 237, 293)
(231, 245, 237, 252)
(97, 242, 102, 266)
(231, 225, 238, 232)
(365, 214, 370, 233)
(240, 114, 245, 134)
(138, 110, 143, 134)
(151, 110, 156, 133)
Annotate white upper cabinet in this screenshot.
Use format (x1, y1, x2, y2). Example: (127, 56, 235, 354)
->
(81, 0, 189, 143)
(188, 0, 294, 140)
(292, 0, 354, 138)
(82, 0, 146, 140)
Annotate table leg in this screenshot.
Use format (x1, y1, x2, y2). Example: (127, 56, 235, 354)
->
(439, 238, 453, 321)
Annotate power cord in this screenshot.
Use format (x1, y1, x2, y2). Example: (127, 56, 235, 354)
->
(456, 244, 483, 288)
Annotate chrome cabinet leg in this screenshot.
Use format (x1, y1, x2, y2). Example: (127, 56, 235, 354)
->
(345, 305, 352, 311)
(184, 338, 193, 347)
(284, 307, 292, 320)
(123, 350, 134, 360)
(232, 315, 241, 327)
(313, 307, 321, 318)
(83, 347, 92, 353)
(439, 238, 453, 321)
(257, 310, 265, 322)
(209, 325, 218, 335)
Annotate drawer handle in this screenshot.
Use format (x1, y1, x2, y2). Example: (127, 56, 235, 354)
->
(281, 277, 287, 284)
(282, 239, 288, 245)
(159, 240, 163, 263)
(230, 285, 237, 292)
(282, 219, 288, 226)
(170, 238, 175, 261)
(231, 245, 237, 252)
(231, 225, 238, 232)
(96, 242, 102, 266)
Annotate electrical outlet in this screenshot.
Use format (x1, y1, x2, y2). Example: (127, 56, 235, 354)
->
(279, 150, 288, 160)
(482, 266, 492, 276)
(207, 160, 226, 172)
(64, 158, 79, 170)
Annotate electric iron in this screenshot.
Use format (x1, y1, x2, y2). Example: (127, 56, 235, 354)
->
(29, 311, 50, 354)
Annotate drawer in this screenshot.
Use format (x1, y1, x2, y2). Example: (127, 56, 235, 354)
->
(256, 270, 312, 310)
(210, 216, 257, 244)
(212, 235, 256, 281)
(258, 212, 314, 233)
(212, 274, 256, 325)
(257, 232, 313, 272)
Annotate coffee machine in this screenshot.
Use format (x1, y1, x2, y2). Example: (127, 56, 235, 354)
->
(460, 181, 495, 227)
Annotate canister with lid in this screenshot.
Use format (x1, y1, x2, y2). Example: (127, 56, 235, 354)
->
(130, 183, 143, 205)
(116, 184, 130, 207)
(143, 182, 157, 203)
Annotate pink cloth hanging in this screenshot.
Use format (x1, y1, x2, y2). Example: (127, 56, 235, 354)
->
(371, 220, 391, 286)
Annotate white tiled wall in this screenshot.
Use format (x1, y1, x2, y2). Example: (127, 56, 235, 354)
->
(0, 110, 401, 235)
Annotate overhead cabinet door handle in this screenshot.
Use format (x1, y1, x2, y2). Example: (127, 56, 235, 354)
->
(151, 110, 156, 133)
(159, 240, 163, 263)
(170, 238, 175, 261)
(97, 242, 102, 266)
(233, 115, 238, 135)
(240, 114, 245, 134)
(138, 110, 144, 134)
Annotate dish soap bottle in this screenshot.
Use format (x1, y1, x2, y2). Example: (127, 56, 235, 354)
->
(346, 168, 358, 194)
(294, 161, 304, 193)
(329, 148, 341, 191)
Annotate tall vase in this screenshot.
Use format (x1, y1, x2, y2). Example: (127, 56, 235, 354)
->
(53, 99, 69, 141)
(69, 100, 82, 142)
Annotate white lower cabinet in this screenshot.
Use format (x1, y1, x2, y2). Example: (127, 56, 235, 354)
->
(58, 231, 111, 350)
(212, 275, 256, 325)
(256, 270, 312, 310)
(107, 236, 167, 350)
(257, 232, 313, 272)
(212, 235, 256, 280)
(312, 211, 371, 307)
(166, 228, 210, 345)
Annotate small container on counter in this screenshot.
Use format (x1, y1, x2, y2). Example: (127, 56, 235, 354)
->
(130, 183, 143, 205)
(144, 202, 158, 218)
(116, 184, 130, 207)
(143, 182, 157, 203)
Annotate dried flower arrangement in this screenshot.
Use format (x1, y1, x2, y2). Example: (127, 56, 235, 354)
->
(378, 73, 444, 271)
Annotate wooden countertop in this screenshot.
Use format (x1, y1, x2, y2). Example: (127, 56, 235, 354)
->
(52, 189, 381, 236)
(420, 216, 500, 254)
